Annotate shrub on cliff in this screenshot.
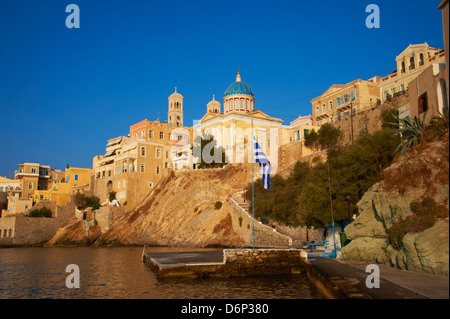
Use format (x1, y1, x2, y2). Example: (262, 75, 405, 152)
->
(28, 206, 52, 218)
(73, 193, 101, 210)
(214, 201, 223, 210)
(389, 197, 448, 249)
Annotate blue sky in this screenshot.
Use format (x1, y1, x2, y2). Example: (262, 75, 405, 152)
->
(0, 0, 445, 177)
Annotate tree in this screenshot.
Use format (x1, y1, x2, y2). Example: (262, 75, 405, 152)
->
(244, 127, 401, 229)
(317, 123, 342, 149)
(192, 133, 228, 169)
(304, 129, 320, 150)
(73, 193, 101, 210)
(304, 124, 342, 151)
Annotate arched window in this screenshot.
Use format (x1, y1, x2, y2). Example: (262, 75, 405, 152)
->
(230, 100, 233, 110)
(410, 56, 415, 70)
(419, 53, 424, 66)
(401, 61, 406, 73)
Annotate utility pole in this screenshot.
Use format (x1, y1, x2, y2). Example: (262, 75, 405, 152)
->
(350, 102, 354, 143)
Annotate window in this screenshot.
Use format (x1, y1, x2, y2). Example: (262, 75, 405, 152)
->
(335, 97, 341, 106)
(351, 90, 356, 101)
(31, 168, 37, 174)
(230, 100, 233, 110)
(156, 148, 161, 158)
(53, 173, 57, 179)
(156, 166, 160, 174)
(118, 182, 121, 189)
(418, 92, 428, 114)
(28, 182, 33, 190)
(352, 107, 357, 116)
(74, 174, 79, 181)
(343, 111, 350, 119)
(159, 132, 164, 139)
(24, 205, 29, 212)
(337, 113, 342, 121)
(123, 180, 126, 188)
(410, 56, 415, 70)
(304, 129, 310, 137)
(149, 130, 154, 138)
(115, 166, 121, 175)
(141, 146, 146, 157)
(401, 61, 406, 73)
(322, 104, 326, 113)
(400, 83, 405, 92)
(419, 53, 424, 66)
(148, 182, 153, 188)
(246, 100, 249, 110)
(329, 101, 333, 110)
(343, 93, 349, 103)
(140, 164, 145, 173)
(165, 151, 169, 158)
(391, 87, 396, 95)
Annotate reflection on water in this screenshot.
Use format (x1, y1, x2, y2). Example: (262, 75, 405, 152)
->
(0, 247, 323, 299)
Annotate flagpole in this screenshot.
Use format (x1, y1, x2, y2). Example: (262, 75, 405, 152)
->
(327, 163, 337, 258)
(251, 109, 255, 250)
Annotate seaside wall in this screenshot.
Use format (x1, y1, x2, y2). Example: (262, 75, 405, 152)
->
(0, 202, 75, 246)
(145, 248, 308, 278)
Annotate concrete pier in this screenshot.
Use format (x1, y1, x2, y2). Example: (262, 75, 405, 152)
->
(143, 248, 308, 278)
(143, 248, 449, 299)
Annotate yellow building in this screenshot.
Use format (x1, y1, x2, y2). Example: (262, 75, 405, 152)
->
(195, 71, 292, 172)
(33, 167, 92, 206)
(13, 163, 65, 200)
(311, 78, 380, 127)
(378, 43, 445, 102)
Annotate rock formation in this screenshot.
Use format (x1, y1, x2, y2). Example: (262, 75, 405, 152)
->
(342, 134, 449, 276)
(47, 164, 296, 248)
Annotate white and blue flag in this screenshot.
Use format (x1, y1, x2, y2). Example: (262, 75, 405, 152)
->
(253, 137, 271, 190)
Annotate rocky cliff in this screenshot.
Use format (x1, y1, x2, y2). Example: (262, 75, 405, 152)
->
(342, 134, 449, 276)
(47, 164, 295, 248)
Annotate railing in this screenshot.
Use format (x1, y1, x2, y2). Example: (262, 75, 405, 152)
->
(141, 245, 149, 262)
(228, 196, 293, 245)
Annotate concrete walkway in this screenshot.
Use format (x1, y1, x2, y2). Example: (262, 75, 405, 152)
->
(307, 258, 449, 299)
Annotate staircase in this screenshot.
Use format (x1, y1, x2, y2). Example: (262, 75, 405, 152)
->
(229, 191, 305, 248)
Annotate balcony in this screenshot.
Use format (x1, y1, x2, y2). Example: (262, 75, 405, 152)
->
(115, 151, 137, 162)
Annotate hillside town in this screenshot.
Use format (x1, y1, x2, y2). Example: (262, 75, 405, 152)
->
(0, 0, 449, 302)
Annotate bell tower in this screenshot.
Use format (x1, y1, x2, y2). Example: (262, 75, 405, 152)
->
(168, 87, 183, 127)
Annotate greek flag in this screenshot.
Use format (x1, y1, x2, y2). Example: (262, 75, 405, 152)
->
(253, 137, 271, 190)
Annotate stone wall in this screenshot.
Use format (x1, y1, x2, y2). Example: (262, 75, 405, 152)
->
(333, 94, 409, 145)
(95, 205, 125, 232)
(0, 201, 76, 247)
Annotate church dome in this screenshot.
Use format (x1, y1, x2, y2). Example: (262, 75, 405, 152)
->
(224, 71, 254, 97)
